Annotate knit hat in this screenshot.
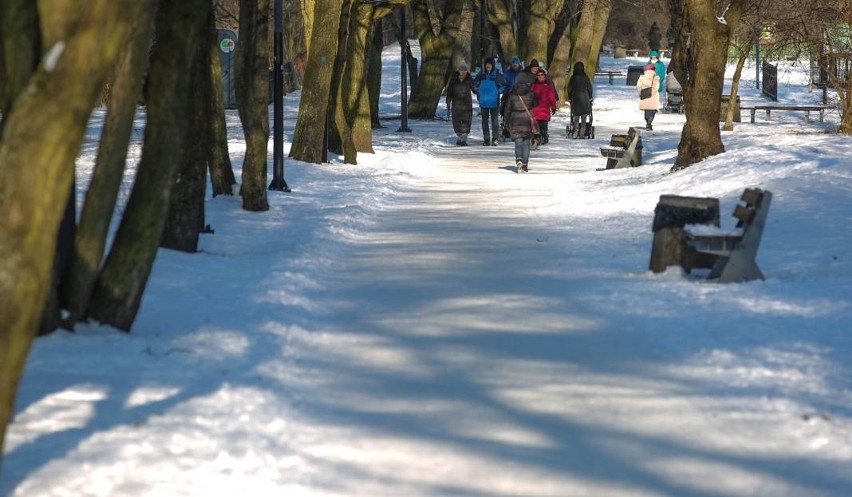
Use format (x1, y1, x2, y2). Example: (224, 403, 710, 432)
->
(458, 61, 468, 71)
(529, 59, 540, 68)
(650, 50, 660, 58)
(484, 57, 495, 67)
(511, 56, 522, 65)
(646, 64, 656, 71)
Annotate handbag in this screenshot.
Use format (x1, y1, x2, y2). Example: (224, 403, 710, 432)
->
(640, 86, 652, 99)
(517, 95, 540, 135)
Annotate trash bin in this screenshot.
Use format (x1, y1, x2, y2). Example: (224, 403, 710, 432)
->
(626, 65, 645, 86)
(649, 195, 720, 273)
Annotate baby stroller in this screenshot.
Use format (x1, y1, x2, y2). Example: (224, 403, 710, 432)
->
(566, 106, 595, 139)
(664, 71, 684, 113)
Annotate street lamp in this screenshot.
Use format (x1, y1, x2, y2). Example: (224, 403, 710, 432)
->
(269, 0, 290, 191)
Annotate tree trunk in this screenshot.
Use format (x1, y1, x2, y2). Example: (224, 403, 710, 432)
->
(584, 0, 610, 74)
(334, 1, 376, 158)
(672, 0, 744, 171)
(724, 41, 752, 132)
(367, 22, 384, 129)
(0, 0, 142, 462)
(490, 0, 518, 59)
(87, 0, 209, 331)
(209, 21, 237, 197)
(236, 0, 271, 211)
(328, 0, 355, 162)
(61, 4, 157, 327)
(161, 5, 214, 251)
(547, 1, 575, 107)
(525, 0, 562, 62)
(0, 0, 40, 134)
(290, 0, 343, 164)
(570, 0, 597, 69)
(408, 1, 452, 119)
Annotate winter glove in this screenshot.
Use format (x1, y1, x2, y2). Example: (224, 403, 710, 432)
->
(551, 107, 557, 116)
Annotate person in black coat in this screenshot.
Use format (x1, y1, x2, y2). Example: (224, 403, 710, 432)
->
(504, 82, 538, 172)
(567, 62, 594, 137)
(445, 61, 475, 145)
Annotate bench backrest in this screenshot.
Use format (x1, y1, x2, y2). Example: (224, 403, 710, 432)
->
(735, 188, 772, 251)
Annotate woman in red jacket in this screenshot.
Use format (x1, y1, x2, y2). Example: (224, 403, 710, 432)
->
(530, 69, 557, 147)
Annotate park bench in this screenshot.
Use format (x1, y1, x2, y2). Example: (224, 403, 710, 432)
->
(683, 188, 772, 283)
(594, 71, 624, 84)
(740, 105, 825, 123)
(600, 127, 642, 169)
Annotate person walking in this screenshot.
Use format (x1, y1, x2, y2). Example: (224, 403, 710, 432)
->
(519, 58, 559, 101)
(500, 57, 524, 141)
(649, 50, 666, 93)
(567, 61, 594, 138)
(445, 61, 475, 145)
(637, 63, 661, 130)
(530, 68, 557, 146)
(504, 81, 538, 173)
(473, 57, 506, 146)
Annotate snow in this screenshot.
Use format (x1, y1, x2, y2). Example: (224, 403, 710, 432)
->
(2, 46, 851, 497)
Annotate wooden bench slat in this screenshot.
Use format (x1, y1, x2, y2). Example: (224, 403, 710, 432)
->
(733, 204, 755, 225)
(741, 188, 763, 206)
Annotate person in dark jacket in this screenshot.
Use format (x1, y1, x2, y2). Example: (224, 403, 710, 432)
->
(499, 56, 524, 142)
(567, 62, 594, 138)
(504, 82, 538, 173)
(474, 57, 506, 146)
(517, 58, 558, 101)
(446, 61, 475, 145)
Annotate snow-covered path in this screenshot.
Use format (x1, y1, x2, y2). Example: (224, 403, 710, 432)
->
(4, 57, 852, 496)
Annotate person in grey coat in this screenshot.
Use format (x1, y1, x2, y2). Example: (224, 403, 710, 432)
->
(504, 82, 539, 172)
(445, 61, 475, 145)
(567, 62, 594, 136)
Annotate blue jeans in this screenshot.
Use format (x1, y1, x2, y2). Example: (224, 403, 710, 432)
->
(513, 137, 530, 165)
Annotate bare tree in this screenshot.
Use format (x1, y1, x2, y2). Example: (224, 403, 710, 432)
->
(290, 0, 345, 164)
(669, 0, 747, 170)
(87, 0, 211, 331)
(0, 0, 145, 461)
(61, 4, 158, 327)
(235, 0, 271, 211)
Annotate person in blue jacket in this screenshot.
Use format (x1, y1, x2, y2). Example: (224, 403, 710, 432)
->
(474, 57, 506, 146)
(649, 50, 666, 93)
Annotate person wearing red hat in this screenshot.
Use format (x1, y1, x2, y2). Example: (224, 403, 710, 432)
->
(637, 63, 660, 130)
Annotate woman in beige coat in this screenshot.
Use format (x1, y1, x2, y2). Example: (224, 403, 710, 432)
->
(636, 64, 661, 130)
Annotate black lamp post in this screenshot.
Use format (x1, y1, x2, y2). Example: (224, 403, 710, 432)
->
(269, 0, 290, 191)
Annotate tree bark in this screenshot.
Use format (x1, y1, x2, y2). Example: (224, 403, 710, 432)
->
(61, 3, 157, 327)
(0, 0, 40, 134)
(408, 0, 462, 120)
(584, 0, 610, 74)
(0, 0, 142, 462)
(87, 0, 209, 331)
(161, 5, 214, 251)
(236, 0, 270, 211)
(724, 38, 753, 132)
(672, 0, 745, 171)
(290, 0, 344, 164)
(367, 21, 385, 129)
(209, 21, 237, 197)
